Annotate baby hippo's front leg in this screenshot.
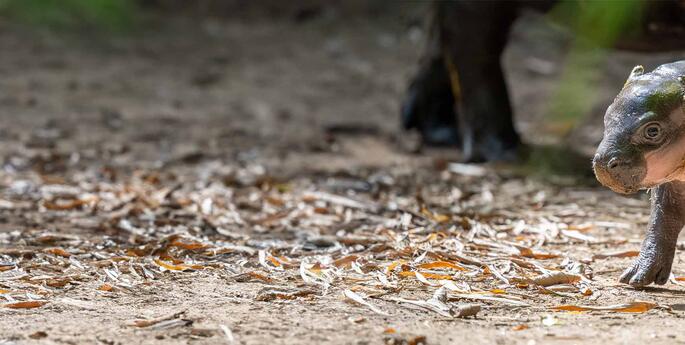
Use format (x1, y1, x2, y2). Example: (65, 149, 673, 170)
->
(620, 181, 685, 286)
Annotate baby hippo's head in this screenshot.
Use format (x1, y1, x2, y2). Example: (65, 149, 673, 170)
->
(594, 64, 685, 194)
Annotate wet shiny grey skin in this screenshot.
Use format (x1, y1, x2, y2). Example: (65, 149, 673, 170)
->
(594, 61, 685, 287)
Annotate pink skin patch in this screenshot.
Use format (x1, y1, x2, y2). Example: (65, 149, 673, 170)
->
(641, 109, 685, 187)
(643, 140, 685, 186)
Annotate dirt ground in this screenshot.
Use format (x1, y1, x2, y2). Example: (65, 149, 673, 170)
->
(3, 4, 685, 345)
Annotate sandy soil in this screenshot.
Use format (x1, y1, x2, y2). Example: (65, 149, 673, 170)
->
(3, 4, 685, 345)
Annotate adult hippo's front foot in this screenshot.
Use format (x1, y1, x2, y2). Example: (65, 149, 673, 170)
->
(460, 130, 524, 163)
(400, 56, 460, 147)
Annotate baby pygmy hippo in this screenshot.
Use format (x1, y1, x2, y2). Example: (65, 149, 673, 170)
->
(594, 61, 685, 287)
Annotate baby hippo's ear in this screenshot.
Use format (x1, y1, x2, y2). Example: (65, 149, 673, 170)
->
(678, 75, 685, 89)
(625, 65, 644, 86)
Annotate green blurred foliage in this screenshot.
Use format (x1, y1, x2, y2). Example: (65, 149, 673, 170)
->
(547, 0, 644, 129)
(521, 144, 597, 183)
(559, 0, 644, 47)
(0, 0, 138, 32)
(519, 1, 647, 177)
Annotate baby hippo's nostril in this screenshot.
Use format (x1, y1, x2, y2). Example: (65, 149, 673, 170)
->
(607, 157, 621, 170)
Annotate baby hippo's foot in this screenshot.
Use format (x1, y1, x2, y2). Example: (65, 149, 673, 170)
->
(619, 248, 675, 287)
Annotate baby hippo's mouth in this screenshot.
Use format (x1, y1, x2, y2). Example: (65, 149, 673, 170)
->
(594, 168, 640, 194)
(592, 153, 647, 195)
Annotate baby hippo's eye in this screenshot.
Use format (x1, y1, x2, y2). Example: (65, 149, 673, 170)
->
(643, 122, 662, 141)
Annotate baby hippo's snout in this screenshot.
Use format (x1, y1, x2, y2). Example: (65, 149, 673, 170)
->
(593, 151, 646, 194)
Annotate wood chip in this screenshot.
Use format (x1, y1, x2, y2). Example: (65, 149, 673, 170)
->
(343, 289, 389, 316)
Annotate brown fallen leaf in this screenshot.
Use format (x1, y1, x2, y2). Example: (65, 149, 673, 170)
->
(386, 260, 408, 276)
(4, 301, 48, 309)
(413, 272, 439, 286)
(399, 271, 453, 280)
(521, 271, 582, 287)
(592, 250, 639, 260)
(512, 324, 529, 331)
(551, 301, 657, 313)
(44, 247, 72, 257)
(258, 250, 285, 270)
(516, 246, 559, 260)
(46, 277, 73, 288)
(97, 283, 114, 292)
(42, 196, 97, 211)
(333, 255, 359, 268)
(252, 210, 290, 226)
(34, 233, 80, 244)
(420, 207, 451, 223)
(29, 331, 48, 339)
(264, 195, 285, 207)
(580, 286, 593, 296)
(169, 238, 208, 251)
(384, 334, 427, 345)
(417, 261, 466, 271)
(233, 271, 273, 283)
(255, 288, 317, 301)
(266, 256, 283, 267)
(154, 258, 202, 271)
(191, 328, 218, 337)
(416, 232, 446, 243)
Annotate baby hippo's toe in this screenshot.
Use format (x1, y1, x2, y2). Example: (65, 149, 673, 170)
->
(619, 255, 673, 287)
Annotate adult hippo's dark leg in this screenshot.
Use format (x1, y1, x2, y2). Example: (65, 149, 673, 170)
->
(620, 181, 685, 287)
(402, 1, 560, 161)
(401, 10, 459, 147)
(437, 1, 521, 162)
(401, 55, 459, 147)
(402, 1, 523, 161)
